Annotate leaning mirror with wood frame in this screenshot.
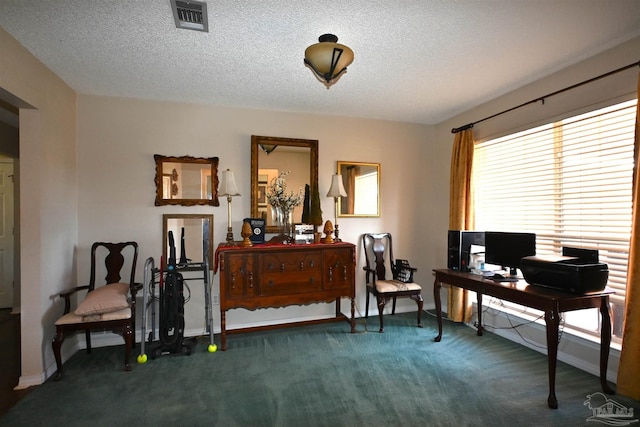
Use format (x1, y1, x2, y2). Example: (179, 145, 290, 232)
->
(251, 135, 319, 234)
(337, 161, 380, 217)
(154, 155, 219, 206)
(162, 214, 214, 269)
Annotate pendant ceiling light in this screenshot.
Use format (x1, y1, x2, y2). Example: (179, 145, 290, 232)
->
(304, 34, 354, 88)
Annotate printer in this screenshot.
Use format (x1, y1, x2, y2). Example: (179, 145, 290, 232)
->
(520, 247, 608, 294)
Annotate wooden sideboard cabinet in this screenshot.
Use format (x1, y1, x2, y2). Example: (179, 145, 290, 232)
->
(216, 242, 356, 350)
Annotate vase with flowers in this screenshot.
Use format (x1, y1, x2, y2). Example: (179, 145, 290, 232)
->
(266, 171, 303, 241)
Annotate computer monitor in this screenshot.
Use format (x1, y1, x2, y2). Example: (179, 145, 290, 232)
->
(484, 231, 536, 276)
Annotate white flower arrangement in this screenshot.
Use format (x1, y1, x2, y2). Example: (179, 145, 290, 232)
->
(266, 171, 303, 212)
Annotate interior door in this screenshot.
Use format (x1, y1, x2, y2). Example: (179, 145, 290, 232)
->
(0, 160, 15, 308)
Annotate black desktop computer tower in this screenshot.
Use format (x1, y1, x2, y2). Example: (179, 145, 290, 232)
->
(448, 230, 485, 272)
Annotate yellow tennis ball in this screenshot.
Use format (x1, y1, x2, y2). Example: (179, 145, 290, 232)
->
(137, 354, 148, 364)
(208, 344, 218, 353)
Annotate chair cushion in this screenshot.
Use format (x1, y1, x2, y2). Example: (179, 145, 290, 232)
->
(56, 307, 131, 325)
(370, 279, 421, 293)
(74, 283, 130, 316)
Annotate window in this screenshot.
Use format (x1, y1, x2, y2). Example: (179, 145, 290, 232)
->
(473, 99, 637, 343)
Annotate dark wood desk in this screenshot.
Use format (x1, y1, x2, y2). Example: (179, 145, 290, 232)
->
(432, 268, 615, 409)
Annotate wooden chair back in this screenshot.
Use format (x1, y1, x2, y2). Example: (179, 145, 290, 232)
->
(363, 232, 394, 281)
(89, 241, 139, 291)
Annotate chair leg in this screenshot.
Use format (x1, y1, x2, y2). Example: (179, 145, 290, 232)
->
(392, 297, 397, 314)
(377, 296, 386, 333)
(85, 329, 92, 354)
(52, 328, 65, 381)
(365, 291, 370, 318)
(412, 293, 424, 328)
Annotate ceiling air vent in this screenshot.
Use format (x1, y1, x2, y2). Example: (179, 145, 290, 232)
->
(170, 0, 208, 32)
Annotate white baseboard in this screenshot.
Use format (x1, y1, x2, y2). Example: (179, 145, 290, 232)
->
(15, 373, 45, 390)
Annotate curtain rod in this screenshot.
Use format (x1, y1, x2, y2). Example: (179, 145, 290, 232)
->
(451, 60, 640, 134)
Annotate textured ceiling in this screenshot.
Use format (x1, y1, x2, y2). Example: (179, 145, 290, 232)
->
(1, 1, 640, 126)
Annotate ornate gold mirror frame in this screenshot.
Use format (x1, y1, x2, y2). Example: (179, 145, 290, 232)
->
(154, 155, 219, 206)
(250, 135, 318, 234)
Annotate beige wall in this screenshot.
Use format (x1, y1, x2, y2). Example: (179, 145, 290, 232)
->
(76, 95, 434, 339)
(0, 27, 77, 386)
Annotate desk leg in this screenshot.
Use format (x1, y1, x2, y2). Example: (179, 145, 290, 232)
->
(545, 309, 559, 409)
(476, 292, 484, 336)
(599, 296, 615, 395)
(221, 310, 227, 351)
(433, 277, 443, 342)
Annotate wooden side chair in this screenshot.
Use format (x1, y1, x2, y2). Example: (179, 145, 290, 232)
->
(362, 233, 423, 332)
(52, 241, 139, 380)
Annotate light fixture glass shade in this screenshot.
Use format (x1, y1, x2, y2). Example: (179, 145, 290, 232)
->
(327, 174, 347, 198)
(259, 144, 277, 154)
(304, 34, 354, 86)
(219, 169, 240, 197)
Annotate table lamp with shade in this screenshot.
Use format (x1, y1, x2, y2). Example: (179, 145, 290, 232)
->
(219, 169, 240, 245)
(326, 174, 347, 242)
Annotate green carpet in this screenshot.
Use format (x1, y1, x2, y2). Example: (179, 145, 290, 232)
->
(2, 313, 638, 426)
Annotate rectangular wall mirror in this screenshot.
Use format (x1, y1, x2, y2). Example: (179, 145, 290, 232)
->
(162, 214, 214, 269)
(251, 135, 318, 233)
(154, 155, 219, 206)
(337, 161, 380, 217)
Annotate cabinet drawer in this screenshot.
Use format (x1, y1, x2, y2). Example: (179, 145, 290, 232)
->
(261, 271, 323, 295)
(324, 247, 354, 290)
(259, 251, 322, 295)
(260, 251, 321, 273)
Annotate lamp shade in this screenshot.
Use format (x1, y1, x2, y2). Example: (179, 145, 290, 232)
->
(327, 174, 347, 198)
(304, 34, 354, 86)
(219, 169, 240, 197)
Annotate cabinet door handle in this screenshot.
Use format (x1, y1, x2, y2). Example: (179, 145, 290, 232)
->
(280, 263, 285, 272)
(300, 261, 304, 271)
(231, 272, 236, 289)
(343, 266, 348, 281)
(328, 266, 333, 282)
(248, 271, 254, 288)
(310, 260, 314, 268)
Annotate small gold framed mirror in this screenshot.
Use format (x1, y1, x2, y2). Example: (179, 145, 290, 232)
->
(337, 161, 380, 217)
(154, 155, 219, 206)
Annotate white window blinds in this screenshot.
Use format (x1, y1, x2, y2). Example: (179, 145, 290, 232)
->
(473, 99, 637, 305)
